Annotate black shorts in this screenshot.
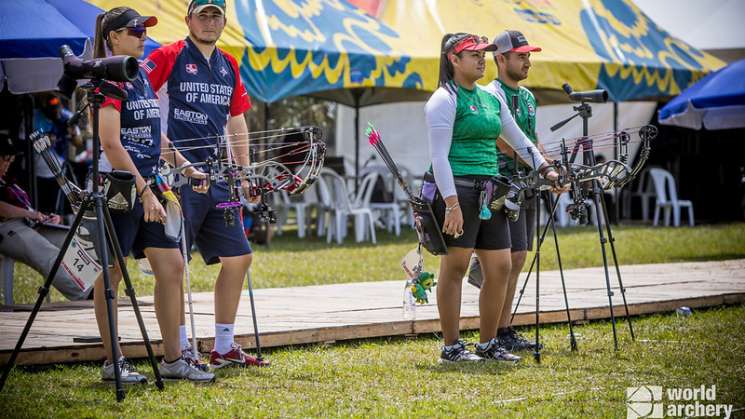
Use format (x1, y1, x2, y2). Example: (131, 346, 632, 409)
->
(509, 206, 536, 251)
(180, 182, 252, 265)
(108, 199, 179, 259)
(432, 176, 511, 250)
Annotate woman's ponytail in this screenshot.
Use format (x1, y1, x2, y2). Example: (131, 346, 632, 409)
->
(92, 7, 130, 58)
(93, 12, 107, 59)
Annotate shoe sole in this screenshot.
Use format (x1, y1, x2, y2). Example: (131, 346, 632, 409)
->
(438, 357, 484, 364)
(211, 359, 271, 369)
(160, 376, 216, 383)
(474, 352, 521, 363)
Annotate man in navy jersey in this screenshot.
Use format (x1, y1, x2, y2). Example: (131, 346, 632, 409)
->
(143, 0, 269, 369)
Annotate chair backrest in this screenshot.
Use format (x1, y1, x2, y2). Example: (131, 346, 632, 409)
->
(320, 168, 353, 211)
(353, 171, 379, 208)
(635, 168, 649, 193)
(648, 168, 679, 204)
(299, 181, 318, 204)
(314, 175, 333, 208)
(394, 165, 414, 202)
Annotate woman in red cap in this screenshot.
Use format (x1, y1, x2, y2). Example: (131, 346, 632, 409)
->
(425, 33, 558, 362)
(91, 6, 213, 383)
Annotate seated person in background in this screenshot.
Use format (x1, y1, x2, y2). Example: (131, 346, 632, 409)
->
(0, 134, 92, 301)
(33, 94, 82, 215)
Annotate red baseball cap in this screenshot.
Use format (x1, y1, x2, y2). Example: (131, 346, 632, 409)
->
(493, 30, 542, 54)
(447, 34, 497, 54)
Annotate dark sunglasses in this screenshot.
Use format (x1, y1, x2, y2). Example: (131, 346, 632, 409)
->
(118, 25, 147, 38)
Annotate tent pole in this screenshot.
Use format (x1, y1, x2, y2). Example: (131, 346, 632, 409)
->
(25, 94, 37, 209)
(613, 100, 620, 223)
(353, 89, 362, 193)
(264, 101, 269, 132)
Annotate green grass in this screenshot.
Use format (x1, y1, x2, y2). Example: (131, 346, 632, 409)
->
(9, 222, 745, 304)
(1, 305, 744, 418)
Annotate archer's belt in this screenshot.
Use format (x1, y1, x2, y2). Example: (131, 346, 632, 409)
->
(422, 172, 488, 190)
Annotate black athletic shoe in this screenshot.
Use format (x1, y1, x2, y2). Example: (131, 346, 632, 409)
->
(439, 340, 483, 363)
(474, 338, 521, 362)
(499, 328, 543, 352)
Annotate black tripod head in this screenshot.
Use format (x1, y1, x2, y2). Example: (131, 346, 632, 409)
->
(550, 83, 608, 133)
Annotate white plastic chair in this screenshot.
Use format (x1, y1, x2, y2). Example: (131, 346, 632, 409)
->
(325, 170, 379, 244)
(622, 168, 655, 221)
(314, 171, 334, 240)
(275, 190, 313, 238)
(362, 166, 403, 236)
(649, 168, 695, 227)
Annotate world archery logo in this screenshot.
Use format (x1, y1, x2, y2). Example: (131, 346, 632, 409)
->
(185, 64, 198, 75)
(220, 66, 228, 77)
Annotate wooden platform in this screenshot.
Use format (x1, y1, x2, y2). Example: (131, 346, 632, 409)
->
(2, 259, 744, 366)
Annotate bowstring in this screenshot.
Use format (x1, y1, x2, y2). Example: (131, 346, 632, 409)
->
(166, 126, 315, 145)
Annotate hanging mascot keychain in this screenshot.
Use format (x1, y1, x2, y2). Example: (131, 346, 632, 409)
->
(401, 246, 437, 305)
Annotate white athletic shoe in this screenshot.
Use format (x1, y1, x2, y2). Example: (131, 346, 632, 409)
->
(101, 357, 148, 384)
(159, 358, 215, 383)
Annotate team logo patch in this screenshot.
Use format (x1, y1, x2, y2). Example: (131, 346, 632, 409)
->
(220, 66, 228, 77)
(469, 104, 478, 112)
(527, 102, 536, 116)
(185, 64, 198, 75)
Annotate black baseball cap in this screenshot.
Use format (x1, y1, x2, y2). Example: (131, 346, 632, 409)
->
(102, 8, 157, 39)
(493, 30, 542, 54)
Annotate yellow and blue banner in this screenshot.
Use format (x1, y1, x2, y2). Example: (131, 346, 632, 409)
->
(88, 0, 423, 103)
(3, 0, 727, 103)
(372, 0, 725, 101)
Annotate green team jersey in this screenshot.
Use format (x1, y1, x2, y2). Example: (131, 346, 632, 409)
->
(487, 79, 538, 177)
(447, 84, 503, 177)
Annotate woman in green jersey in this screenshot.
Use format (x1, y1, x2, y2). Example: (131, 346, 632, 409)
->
(425, 33, 558, 363)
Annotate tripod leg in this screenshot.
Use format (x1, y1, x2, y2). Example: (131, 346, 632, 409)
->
(545, 192, 577, 351)
(533, 191, 541, 363)
(590, 184, 619, 351)
(181, 218, 199, 357)
(0, 207, 86, 392)
(246, 268, 263, 361)
(510, 195, 561, 324)
(101, 206, 164, 390)
(599, 193, 635, 340)
(94, 198, 125, 401)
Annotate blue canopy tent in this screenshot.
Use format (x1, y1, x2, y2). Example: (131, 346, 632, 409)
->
(0, 0, 89, 94)
(1, 0, 162, 206)
(46, 0, 160, 59)
(0, 0, 162, 94)
(659, 58, 745, 130)
(0, 0, 91, 207)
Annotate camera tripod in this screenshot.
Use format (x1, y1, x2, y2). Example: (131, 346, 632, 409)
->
(0, 81, 164, 402)
(507, 187, 578, 363)
(548, 96, 636, 351)
(500, 93, 578, 363)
